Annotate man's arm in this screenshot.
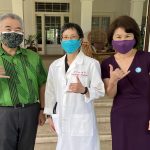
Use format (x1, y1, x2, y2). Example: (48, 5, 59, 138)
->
(39, 84, 45, 109)
(38, 84, 46, 126)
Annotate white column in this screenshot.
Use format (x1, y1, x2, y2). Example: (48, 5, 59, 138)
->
(12, 0, 24, 20)
(130, 0, 146, 29)
(80, 0, 94, 35)
(12, 0, 24, 47)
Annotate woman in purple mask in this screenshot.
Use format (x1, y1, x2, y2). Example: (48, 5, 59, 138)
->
(101, 15, 150, 150)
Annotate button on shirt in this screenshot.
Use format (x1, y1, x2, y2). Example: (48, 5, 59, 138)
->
(0, 47, 47, 106)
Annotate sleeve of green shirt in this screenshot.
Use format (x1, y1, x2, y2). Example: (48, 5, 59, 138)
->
(37, 56, 47, 87)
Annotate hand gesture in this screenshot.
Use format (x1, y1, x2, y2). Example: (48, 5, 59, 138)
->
(109, 64, 130, 83)
(68, 76, 85, 93)
(0, 66, 10, 78)
(47, 117, 56, 134)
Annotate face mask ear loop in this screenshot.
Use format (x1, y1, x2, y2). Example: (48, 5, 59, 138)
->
(78, 39, 82, 51)
(0, 33, 7, 47)
(80, 38, 83, 45)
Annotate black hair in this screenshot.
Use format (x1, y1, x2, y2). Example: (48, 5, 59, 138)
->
(108, 15, 140, 48)
(61, 22, 84, 39)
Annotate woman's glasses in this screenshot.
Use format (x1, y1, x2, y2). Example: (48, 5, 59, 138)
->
(62, 35, 79, 40)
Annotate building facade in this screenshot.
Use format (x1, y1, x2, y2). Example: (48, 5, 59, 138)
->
(0, 0, 149, 54)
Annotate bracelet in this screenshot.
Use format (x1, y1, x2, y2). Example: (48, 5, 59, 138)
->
(81, 87, 88, 95)
(40, 108, 44, 110)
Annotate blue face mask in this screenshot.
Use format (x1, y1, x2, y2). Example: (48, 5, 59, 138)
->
(61, 39, 81, 54)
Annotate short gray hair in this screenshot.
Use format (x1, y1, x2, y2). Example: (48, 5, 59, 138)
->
(0, 13, 24, 29)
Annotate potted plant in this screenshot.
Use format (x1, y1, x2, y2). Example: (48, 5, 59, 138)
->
(24, 34, 37, 52)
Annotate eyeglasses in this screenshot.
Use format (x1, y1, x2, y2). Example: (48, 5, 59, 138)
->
(62, 35, 79, 40)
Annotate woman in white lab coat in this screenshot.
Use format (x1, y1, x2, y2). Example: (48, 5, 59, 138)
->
(44, 23, 105, 150)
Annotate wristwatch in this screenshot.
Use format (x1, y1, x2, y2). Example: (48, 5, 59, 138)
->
(81, 87, 88, 94)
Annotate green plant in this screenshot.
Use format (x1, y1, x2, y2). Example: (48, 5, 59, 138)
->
(24, 35, 37, 47)
(24, 35, 38, 52)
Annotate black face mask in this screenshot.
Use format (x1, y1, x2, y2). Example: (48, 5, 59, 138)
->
(1, 32, 24, 48)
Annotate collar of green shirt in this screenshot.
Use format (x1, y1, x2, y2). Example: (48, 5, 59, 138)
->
(0, 44, 27, 56)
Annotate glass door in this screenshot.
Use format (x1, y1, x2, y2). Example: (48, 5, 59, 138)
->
(45, 16, 61, 45)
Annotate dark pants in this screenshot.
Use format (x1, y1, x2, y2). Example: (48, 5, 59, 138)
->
(0, 103, 40, 150)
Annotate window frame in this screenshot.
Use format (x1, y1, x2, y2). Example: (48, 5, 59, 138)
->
(34, 1, 72, 54)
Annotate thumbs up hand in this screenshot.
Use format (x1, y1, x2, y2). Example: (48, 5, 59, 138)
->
(68, 76, 85, 93)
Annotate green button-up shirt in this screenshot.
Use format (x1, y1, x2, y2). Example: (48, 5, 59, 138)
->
(0, 47, 47, 106)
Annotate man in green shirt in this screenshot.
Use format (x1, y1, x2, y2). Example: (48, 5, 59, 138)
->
(0, 13, 47, 150)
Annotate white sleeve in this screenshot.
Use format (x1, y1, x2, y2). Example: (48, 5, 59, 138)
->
(44, 65, 56, 115)
(84, 60, 105, 103)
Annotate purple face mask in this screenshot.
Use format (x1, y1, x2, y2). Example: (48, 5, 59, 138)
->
(112, 39, 136, 54)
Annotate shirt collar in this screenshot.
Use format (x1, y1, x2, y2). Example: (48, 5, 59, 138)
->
(56, 50, 85, 67)
(0, 44, 25, 56)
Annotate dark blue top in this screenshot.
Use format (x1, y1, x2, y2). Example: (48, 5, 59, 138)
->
(101, 50, 150, 115)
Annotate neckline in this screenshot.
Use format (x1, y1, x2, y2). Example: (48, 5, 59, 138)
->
(113, 50, 138, 72)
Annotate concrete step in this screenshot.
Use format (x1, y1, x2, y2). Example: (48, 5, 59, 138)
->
(96, 95, 113, 101)
(94, 101, 112, 116)
(97, 115, 111, 135)
(94, 95, 113, 116)
(35, 134, 112, 150)
(94, 95, 113, 104)
(36, 115, 111, 136)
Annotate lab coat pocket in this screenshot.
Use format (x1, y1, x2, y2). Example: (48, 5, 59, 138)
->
(70, 113, 93, 136)
(52, 114, 60, 135)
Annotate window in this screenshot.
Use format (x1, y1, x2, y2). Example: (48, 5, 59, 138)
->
(36, 15, 69, 45)
(35, 2, 70, 47)
(92, 16, 110, 32)
(36, 16, 42, 44)
(91, 16, 110, 43)
(90, 16, 110, 51)
(45, 16, 61, 44)
(35, 2, 70, 12)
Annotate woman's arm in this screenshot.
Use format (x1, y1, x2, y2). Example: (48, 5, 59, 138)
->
(103, 78, 118, 98)
(103, 64, 130, 98)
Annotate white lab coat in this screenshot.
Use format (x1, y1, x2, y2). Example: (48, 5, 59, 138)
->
(44, 51, 105, 150)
